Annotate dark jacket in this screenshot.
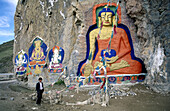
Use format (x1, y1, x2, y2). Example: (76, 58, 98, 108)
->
(36, 82, 44, 93)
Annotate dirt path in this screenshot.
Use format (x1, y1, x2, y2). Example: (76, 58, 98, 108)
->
(0, 81, 170, 111)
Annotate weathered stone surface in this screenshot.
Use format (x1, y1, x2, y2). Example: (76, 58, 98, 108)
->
(14, 0, 170, 93)
(124, 0, 170, 93)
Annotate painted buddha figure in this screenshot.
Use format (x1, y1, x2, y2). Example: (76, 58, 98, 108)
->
(78, 6, 144, 76)
(15, 50, 28, 75)
(49, 47, 62, 69)
(29, 37, 47, 74)
(48, 45, 64, 73)
(30, 40, 45, 61)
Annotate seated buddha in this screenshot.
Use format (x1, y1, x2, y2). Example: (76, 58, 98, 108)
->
(15, 50, 28, 75)
(49, 46, 63, 69)
(29, 38, 46, 74)
(48, 45, 65, 73)
(77, 6, 144, 76)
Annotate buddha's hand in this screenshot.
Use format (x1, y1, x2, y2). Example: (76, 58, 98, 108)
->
(94, 61, 103, 69)
(83, 63, 94, 77)
(41, 55, 45, 60)
(120, 60, 130, 68)
(106, 55, 119, 63)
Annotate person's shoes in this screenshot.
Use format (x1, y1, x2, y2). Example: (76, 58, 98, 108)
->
(36, 103, 41, 106)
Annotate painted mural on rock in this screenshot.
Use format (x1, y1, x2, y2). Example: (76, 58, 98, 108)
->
(28, 37, 47, 75)
(48, 45, 64, 73)
(13, 2, 148, 88)
(15, 50, 29, 76)
(77, 3, 147, 85)
(48, 45, 66, 83)
(14, 36, 67, 87)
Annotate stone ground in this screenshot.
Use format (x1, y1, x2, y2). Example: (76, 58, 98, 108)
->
(0, 80, 170, 111)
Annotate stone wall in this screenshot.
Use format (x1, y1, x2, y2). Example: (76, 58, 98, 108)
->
(124, 0, 170, 93)
(14, 0, 170, 93)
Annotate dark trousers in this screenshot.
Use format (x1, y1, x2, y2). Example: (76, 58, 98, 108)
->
(36, 90, 43, 104)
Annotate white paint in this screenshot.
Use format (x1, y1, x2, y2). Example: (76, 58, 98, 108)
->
(15, 35, 17, 39)
(46, 47, 49, 52)
(17, 49, 26, 54)
(19, 22, 23, 31)
(39, 0, 45, 13)
(151, 43, 165, 77)
(19, 16, 23, 31)
(60, 10, 65, 19)
(63, 1, 66, 7)
(49, 0, 58, 7)
(73, 50, 79, 54)
(49, 0, 54, 7)
(30, 36, 44, 43)
(46, 12, 48, 17)
(79, 73, 147, 78)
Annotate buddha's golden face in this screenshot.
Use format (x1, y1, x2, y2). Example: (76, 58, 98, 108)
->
(101, 12, 113, 26)
(34, 40, 41, 50)
(35, 40, 41, 47)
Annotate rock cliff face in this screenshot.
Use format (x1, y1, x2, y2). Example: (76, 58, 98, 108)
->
(124, 0, 170, 93)
(14, 0, 169, 93)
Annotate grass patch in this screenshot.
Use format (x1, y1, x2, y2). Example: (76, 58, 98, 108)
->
(0, 40, 14, 73)
(55, 79, 65, 85)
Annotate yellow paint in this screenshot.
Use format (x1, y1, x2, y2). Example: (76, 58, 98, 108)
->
(83, 10, 130, 75)
(18, 52, 24, 66)
(34, 64, 41, 74)
(31, 40, 44, 61)
(83, 63, 94, 77)
(31, 40, 44, 74)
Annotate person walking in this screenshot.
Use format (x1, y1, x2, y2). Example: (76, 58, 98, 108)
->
(36, 77, 44, 105)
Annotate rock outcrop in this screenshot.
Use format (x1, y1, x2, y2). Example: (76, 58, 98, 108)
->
(14, 0, 169, 93)
(124, 0, 170, 93)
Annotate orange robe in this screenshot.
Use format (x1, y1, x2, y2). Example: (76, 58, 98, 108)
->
(81, 27, 142, 76)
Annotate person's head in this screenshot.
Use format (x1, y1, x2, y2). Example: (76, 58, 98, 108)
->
(98, 6, 116, 27)
(39, 77, 42, 82)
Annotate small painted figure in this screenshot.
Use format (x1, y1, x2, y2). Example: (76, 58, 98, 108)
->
(48, 46, 64, 73)
(15, 50, 28, 76)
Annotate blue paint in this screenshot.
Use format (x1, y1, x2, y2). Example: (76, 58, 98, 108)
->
(101, 49, 116, 61)
(98, 7, 115, 17)
(48, 46, 64, 63)
(15, 53, 28, 68)
(77, 23, 147, 76)
(137, 75, 146, 82)
(122, 76, 131, 81)
(28, 37, 47, 62)
(15, 52, 28, 75)
(93, 77, 102, 83)
(108, 76, 116, 84)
